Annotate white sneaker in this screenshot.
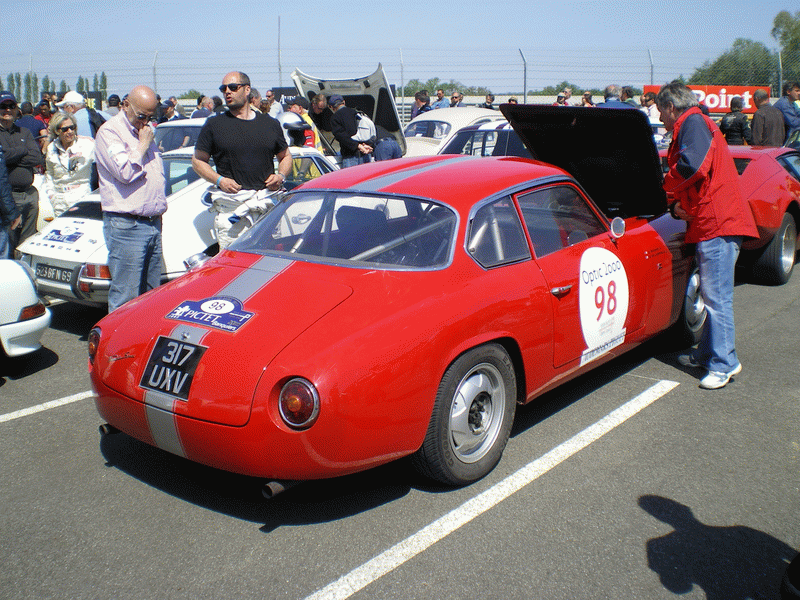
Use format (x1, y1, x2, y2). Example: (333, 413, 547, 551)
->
(699, 363, 742, 389)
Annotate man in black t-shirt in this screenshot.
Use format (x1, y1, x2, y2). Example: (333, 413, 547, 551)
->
(193, 71, 291, 248)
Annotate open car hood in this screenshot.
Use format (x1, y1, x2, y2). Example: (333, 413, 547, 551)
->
(500, 104, 667, 218)
(291, 64, 406, 155)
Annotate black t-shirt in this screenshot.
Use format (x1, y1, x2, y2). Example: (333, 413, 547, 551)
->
(195, 111, 288, 190)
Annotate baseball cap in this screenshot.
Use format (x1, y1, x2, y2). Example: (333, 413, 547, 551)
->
(0, 91, 17, 105)
(56, 91, 85, 107)
(328, 94, 344, 108)
(161, 100, 174, 109)
(288, 96, 309, 110)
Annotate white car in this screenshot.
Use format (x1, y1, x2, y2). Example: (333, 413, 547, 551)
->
(19, 146, 337, 308)
(403, 107, 505, 157)
(0, 259, 51, 357)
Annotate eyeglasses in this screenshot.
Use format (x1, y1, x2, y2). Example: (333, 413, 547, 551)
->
(451, 96, 459, 100)
(219, 83, 247, 93)
(59, 125, 77, 132)
(0, 103, 17, 111)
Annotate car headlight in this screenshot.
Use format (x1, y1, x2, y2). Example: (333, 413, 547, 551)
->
(278, 378, 320, 429)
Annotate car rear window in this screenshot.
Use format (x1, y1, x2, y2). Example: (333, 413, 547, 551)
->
(233, 192, 457, 270)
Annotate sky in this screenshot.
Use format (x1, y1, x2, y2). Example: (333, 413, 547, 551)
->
(2, 0, 794, 98)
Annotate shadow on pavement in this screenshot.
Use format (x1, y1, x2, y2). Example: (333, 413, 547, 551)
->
(639, 494, 795, 599)
(99, 430, 413, 531)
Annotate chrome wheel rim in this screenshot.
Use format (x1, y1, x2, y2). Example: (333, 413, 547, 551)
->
(780, 221, 797, 276)
(685, 270, 706, 334)
(449, 362, 505, 464)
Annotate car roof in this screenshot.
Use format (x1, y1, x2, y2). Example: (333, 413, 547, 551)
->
(406, 107, 505, 129)
(295, 155, 570, 212)
(501, 104, 667, 218)
(156, 117, 208, 128)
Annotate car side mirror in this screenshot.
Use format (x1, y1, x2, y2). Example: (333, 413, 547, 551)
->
(610, 216, 625, 239)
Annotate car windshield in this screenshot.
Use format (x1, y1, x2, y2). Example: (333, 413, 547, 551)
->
(231, 191, 457, 269)
(403, 120, 451, 140)
(155, 125, 202, 152)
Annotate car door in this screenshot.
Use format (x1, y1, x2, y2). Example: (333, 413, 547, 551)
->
(516, 183, 656, 369)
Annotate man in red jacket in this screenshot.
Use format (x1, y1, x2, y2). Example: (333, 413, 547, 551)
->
(657, 81, 758, 389)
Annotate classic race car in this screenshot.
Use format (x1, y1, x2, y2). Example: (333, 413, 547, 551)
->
(19, 146, 337, 307)
(89, 106, 703, 490)
(0, 259, 51, 358)
(728, 145, 800, 285)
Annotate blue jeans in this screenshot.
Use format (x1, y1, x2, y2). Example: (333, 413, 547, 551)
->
(695, 235, 742, 373)
(374, 138, 402, 161)
(342, 154, 370, 168)
(103, 213, 163, 312)
(0, 226, 10, 259)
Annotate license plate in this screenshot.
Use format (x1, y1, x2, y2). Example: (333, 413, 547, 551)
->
(139, 336, 207, 400)
(35, 263, 74, 283)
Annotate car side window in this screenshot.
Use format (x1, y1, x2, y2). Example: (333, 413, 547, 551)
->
(778, 153, 800, 181)
(467, 196, 530, 268)
(517, 186, 607, 258)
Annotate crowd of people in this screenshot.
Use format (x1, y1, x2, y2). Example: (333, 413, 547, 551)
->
(2, 76, 800, 383)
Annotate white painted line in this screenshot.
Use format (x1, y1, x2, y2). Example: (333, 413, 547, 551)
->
(304, 379, 679, 600)
(0, 390, 94, 424)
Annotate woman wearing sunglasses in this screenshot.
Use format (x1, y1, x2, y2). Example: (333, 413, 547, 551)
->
(44, 112, 95, 216)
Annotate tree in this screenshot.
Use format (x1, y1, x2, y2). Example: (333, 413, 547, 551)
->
(59, 80, 69, 93)
(179, 88, 203, 100)
(100, 72, 107, 101)
(93, 73, 99, 93)
(14, 73, 21, 99)
(6, 74, 14, 97)
(23, 72, 31, 103)
(537, 80, 585, 96)
(772, 10, 800, 84)
(32, 73, 38, 102)
(689, 38, 775, 87)
(41, 75, 51, 94)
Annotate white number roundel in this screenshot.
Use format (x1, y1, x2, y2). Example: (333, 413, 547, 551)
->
(578, 247, 629, 363)
(200, 299, 235, 315)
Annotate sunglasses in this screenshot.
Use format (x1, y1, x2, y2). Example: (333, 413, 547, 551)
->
(219, 83, 247, 93)
(59, 125, 77, 132)
(0, 103, 17, 111)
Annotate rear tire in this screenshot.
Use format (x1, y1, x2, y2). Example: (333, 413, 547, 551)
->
(753, 213, 796, 285)
(413, 344, 516, 486)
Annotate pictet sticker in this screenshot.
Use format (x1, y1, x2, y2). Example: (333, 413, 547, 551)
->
(43, 226, 83, 244)
(578, 247, 629, 366)
(166, 296, 254, 333)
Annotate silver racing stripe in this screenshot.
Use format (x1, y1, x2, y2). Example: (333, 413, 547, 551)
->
(348, 156, 475, 193)
(145, 404, 186, 458)
(218, 256, 292, 300)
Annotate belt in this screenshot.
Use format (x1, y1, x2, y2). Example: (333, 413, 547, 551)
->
(105, 211, 162, 222)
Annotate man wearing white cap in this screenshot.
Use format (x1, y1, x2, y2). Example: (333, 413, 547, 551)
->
(57, 91, 107, 138)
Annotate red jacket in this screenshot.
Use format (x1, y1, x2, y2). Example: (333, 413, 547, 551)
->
(663, 107, 758, 243)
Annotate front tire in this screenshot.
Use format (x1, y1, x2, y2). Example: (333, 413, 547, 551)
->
(413, 344, 516, 485)
(676, 262, 706, 347)
(753, 213, 796, 285)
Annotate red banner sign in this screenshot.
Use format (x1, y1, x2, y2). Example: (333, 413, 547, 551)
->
(643, 85, 769, 114)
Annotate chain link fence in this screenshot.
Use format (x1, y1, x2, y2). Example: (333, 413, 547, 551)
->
(2, 46, 794, 106)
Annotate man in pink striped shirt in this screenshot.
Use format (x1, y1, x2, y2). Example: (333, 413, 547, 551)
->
(95, 85, 166, 312)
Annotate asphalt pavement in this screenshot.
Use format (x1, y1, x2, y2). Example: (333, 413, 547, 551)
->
(1, 272, 798, 600)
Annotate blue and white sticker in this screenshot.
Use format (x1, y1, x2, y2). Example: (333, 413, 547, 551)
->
(42, 226, 83, 244)
(166, 296, 254, 333)
(578, 247, 629, 366)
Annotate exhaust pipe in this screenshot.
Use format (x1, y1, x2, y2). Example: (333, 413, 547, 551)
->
(262, 480, 299, 499)
(99, 423, 120, 435)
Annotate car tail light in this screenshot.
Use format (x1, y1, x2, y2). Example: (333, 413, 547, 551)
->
(88, 327, 101, 364)
(81, 264, 112, 279)
(279, 378, 320, 429)
(19, 301, 46, 321)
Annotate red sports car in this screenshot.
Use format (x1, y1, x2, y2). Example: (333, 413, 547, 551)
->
(89, 106, 702, 490)
(729, 145, 800, 285)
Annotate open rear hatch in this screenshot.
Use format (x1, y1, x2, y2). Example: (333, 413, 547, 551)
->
(292, 64, 406, 156)
(500, 104, 667, 219)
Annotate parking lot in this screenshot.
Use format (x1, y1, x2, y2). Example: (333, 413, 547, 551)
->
(1, 270, 799, 599)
